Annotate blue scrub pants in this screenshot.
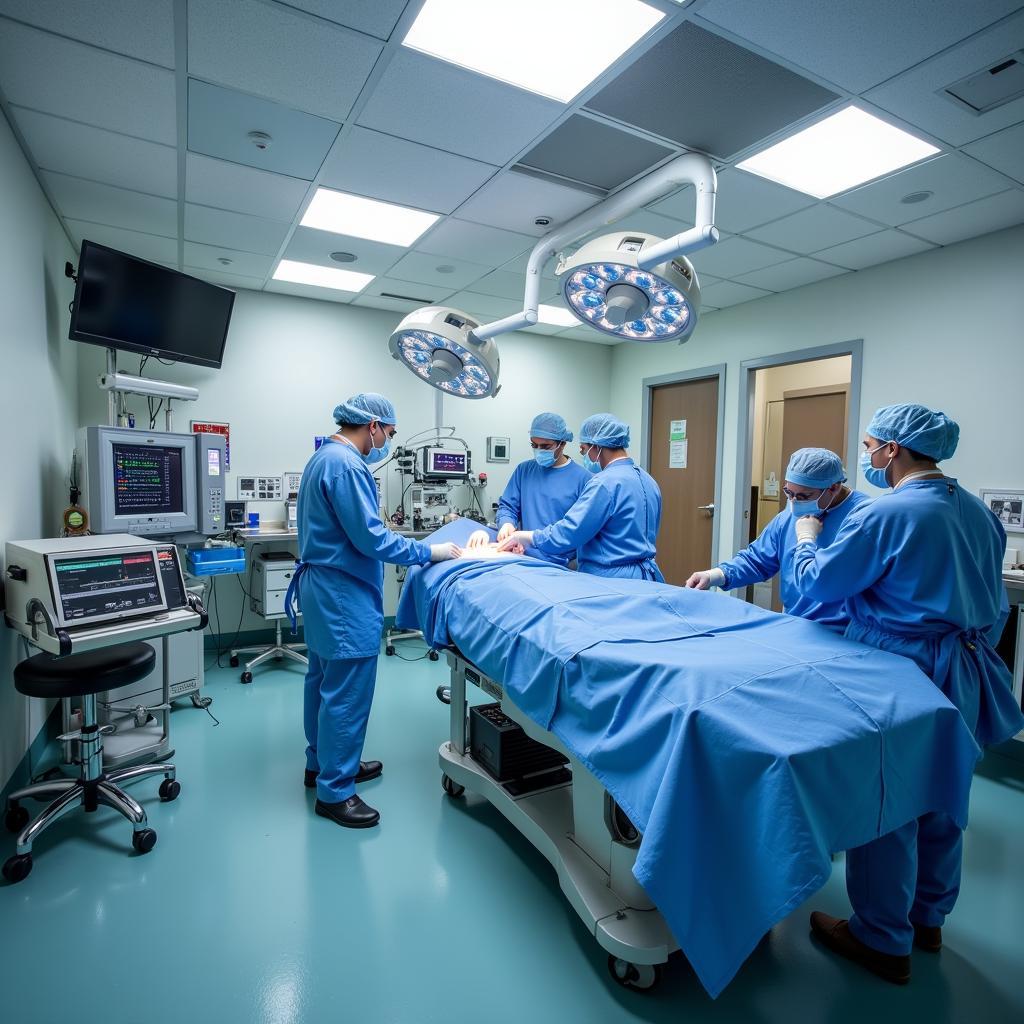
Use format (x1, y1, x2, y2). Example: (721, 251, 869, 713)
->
(303, 652, 378, 803)
(847, 811, 963, 955)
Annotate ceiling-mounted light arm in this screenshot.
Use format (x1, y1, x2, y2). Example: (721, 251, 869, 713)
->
(471, 153, 719, 342)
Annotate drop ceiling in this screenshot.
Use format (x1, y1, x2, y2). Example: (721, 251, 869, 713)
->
(0, 0, 1021, 348)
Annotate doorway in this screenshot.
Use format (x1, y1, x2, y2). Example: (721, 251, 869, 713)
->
(641, 365, 725, 586)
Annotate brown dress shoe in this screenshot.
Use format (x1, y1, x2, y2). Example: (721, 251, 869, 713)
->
(913, 924, 942, 952)
(809, 911, 911, 985)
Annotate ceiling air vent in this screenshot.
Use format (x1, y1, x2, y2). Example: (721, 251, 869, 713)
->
(944, 52, 1024, 114)
(380, 292, 434, 303)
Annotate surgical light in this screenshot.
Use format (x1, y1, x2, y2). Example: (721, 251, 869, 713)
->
(388, 306, 500, 399)
(300, 188, 439, 247)
(273, 259, 374, 292)
(556, 232, 700, 342)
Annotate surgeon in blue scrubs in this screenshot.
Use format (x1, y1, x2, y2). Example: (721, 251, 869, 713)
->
(466, 412, 588, 565)
(791, 403, 1024, 983)
(287, 394, 460, 829)
(498, 413, 664, 581)
(685, 448, 870, 632)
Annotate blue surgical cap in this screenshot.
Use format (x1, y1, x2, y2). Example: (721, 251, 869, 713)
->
(333, 393, 397, 426)
(530, 412, 573, 442)
(866, 404, 959, 461)
(785, 448, 846, 489)
(579, 413, 630, 449)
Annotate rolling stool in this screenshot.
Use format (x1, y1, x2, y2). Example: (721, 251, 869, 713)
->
(3, 642, 180, 884)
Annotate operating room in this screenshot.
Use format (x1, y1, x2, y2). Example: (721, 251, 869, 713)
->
(2, 1, 1024, 1021)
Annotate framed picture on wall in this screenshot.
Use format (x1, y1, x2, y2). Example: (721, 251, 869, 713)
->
(980, 490, 1024, 533)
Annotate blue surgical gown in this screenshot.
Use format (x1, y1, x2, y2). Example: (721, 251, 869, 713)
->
(496, 457, 589, 566)
(792, 477, 1023, 747)
(295, 439, 432, 659)
(532, 458, 664, 581)
(719, 491, 870, 631)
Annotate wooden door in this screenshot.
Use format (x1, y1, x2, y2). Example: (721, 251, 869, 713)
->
(648, 377, 719, 585)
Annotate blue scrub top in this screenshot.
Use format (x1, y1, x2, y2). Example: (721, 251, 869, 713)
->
(296, 438, 432, 660)
(792, 477, 1024, 747)
(497, 457, 589, 566)
(719, 490, 870, 631)
(532, 458, 663, 579)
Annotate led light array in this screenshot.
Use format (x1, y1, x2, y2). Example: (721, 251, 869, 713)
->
(563, 265, 691, 340)
(396, 330, 493, 398)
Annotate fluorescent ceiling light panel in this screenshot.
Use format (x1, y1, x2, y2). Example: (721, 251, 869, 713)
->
(273, 259, 374, 292)
(737, 106, 940, 199)
(403, 0, 665, 103)
(537, 303, 577, 326)
(301, 189, 439, 246)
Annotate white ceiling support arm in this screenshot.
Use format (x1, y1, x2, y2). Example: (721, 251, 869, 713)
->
(471, 153, 718, 342)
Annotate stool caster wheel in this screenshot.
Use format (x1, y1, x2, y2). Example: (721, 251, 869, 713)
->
(607, 955, 662, 991)
(385, 645, 395, 657)
(132, 828, 157, 854)
(441, 774, 464, 798)
(436, 685, 451, 705)
(428, 650, 439, 662)
(4, 803, 29, 833)
(240, 671, 253, 684)
(2, 853, 32, 884)
(229, 655, 239, 668)
(158, 779, 180, 802)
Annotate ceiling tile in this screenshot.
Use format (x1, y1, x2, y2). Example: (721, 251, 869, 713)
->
(357, 48, 563, 165)
(186, 153, 310, 221)
(183, 242, 273, 279)
(865, 10, 1024, 146)
(444, 292, 522, 320)
(586, 21, 838, 158)
(0, 21, 176, 143)
(596, 208, 692, 244)
(282, 225, 406, 275)
(736, 257, 848, 291)
(184, 204, 291, 256)
(698, 0, 1021, 93)
(455, 170, 598, 237)
(519, 115, 674, 190)
(555, 325, 620, 346)
(359, 276, 446, 308)
(831, 152, 1011, 226)
(64, 220, 178, 265)
(963, 123, 1024, 185)
(0, 0, 176, 68)
(183, 267, 265, 291)
(746, 205, 880, 252)
(187, 79, 341, 180)
(188, 0, 382, 121)
(463, 269, 558, 302)
(690, 236, 792, 277)
(12, 107, 177, 198)
(352, 294, 428, 315)
(276, 0, 409, 40)
(899, 189, 1024, 245)
(265, 279, 359, 304)
(417, 218, 534, 267)
(44, 172, 177, 236)
(385, 251, 490, 290)
(700, 280, 773, 308)
(319, 126, 497, 215)
(815, 229, 936, 270)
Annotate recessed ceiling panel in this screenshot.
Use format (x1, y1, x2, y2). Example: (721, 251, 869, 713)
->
(519, 115, 673, 190)
(184, 267, 264, 291)
(279, 0, 409, 40)
(44, 172, 177, 237)
(746, 205, 879, 253)
(187, 79, 340, 180)
(455, 170, 598, 236)
(464, 269, 558, 302)
(689, 236, 791, 278)
(186, 153, 309, 221)
(184, 204, 291, 256)
(736, 257, 847, 292)
(963, 123, 1024, 185)
(283, 225, 406, 276)
(815, 230, 935, 270)
(386, 251, 490, 290)
(183, 242, 273, 279)
(265, 279, 358, 304)
(64, 220, 179, 266)
(699, 279, 773, 308)
(898, 189, 1024, 245)
(585, 22, 838, 158)
(416, 218, 534, 266)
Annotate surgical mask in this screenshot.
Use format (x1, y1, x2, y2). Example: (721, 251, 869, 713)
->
(860, 444, 893, 489)
(534, 448, 556, 468)
(789, 487, 838, 519)
(582, 445, 601, 474)
(363, 425, 390, 465)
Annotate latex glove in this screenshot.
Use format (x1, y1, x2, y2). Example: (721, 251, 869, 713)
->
(466, 530, 491, 549)
(497, 530, 534, 552)
(685, 568, 725, 590)
(496, 522, 516, 544)
(430, 542, 462, 562)
(795, 516, 823, 544)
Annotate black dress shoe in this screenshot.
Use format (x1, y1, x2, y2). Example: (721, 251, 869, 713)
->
(913, 923, 942, 952)
(809, 911, 910, 985)
(304, 760, 383, 789)
(314, 795, 380, 829)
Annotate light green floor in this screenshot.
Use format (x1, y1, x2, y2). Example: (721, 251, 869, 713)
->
(1, 644, 1021, 1023)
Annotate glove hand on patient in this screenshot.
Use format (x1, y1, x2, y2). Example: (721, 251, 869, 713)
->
(466, 530, 492, 549)
(794, 516, 824, 544)
(685, 568, 725, 590)
(496, 523, 516, 544)
(497, 530, 534, 552)
(430, 542, 462, 562)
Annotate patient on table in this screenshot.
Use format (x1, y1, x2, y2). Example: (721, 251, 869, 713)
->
(459, 540, 524, 558)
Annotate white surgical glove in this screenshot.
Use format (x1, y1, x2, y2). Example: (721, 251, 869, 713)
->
(466, 530, 491, 549)
(496, 522, 516, 544)
(497, 530, 534, 552)
(685, 568, 726, 590)
(430, 542, 462, 562)
(795, 516, 824, 544)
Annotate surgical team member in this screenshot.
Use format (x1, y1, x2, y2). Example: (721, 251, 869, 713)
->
(498, 414, 664, 581)
(685, 448, 869, 632)
(287, 394, 460, 830)
(466, 412, 588, 565)
(790, 403, 1024, 984)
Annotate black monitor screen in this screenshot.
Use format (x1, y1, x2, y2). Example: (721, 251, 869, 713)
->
(53, 551, 163, 623)
(113, 443, 185, 516)
(70, 240, 234, 368)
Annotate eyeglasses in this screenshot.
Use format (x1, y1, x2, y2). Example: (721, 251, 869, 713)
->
(782, 487, 822, 501)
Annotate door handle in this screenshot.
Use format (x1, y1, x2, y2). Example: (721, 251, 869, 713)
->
(697, 503, 715, 517)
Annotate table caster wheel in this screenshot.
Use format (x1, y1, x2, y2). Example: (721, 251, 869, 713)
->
(2, 853, 32, 883)
(436, 685, 451, 705)
(441, 774, 465, 798)
(132, 828, 157, 854)
(158, 779, 180, 802)
(240, 671, 253, 684)
(229, 655, 239, 668)
(5, 803, 29, 833)
(607, 955, 662, 991)
(428, 650, 439, 662)
(385, 645, 395, 656)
